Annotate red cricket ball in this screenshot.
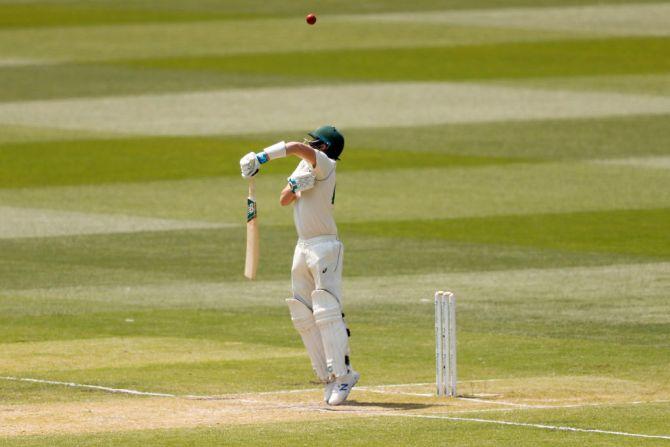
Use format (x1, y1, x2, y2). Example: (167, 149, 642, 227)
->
(306, 13, 317, 25)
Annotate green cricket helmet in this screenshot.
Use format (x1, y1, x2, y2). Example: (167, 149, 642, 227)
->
(308, 125, 344, 160)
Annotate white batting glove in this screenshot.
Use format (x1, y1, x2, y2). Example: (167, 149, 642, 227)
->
(240, 152, 261, 178)
(288, 172, 316, 193)
(239, 142, 286, 178)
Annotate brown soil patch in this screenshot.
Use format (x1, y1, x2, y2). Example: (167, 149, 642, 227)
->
(1, 391, 345, 437)
(0, 387, 493, 437)
(2, 377, 668, 437)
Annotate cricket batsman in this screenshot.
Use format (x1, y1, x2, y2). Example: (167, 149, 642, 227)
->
(239, 125, 359, 405)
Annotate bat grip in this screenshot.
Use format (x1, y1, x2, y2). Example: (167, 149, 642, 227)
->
(248, 177, 255, 199)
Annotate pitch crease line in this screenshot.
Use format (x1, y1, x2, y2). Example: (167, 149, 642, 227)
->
(459, 396, 535, 407)
(367, 413, 670, 441)
(4, 376, 669, 409)
(0, 376, 177, 398)
(0, 376, 330, 401)
(0, 376, 436, 399)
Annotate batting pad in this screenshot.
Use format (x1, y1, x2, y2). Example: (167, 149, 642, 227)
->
(286, 298, 329, 381)
(312, 289, 350, 378)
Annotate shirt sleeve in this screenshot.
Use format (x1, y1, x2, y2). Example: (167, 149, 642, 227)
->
(313, 150, 336, 180)
(290, 160, 308, 179)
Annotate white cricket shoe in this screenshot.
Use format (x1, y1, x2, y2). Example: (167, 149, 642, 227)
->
(323, 380, 336, 403)
(327, 370, 360, 406)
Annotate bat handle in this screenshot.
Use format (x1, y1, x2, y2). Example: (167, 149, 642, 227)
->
(248, 177, 255, 199)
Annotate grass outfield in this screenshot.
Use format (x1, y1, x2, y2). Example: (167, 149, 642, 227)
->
(1, 0, 669, 445)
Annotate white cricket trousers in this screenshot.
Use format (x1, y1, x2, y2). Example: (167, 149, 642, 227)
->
(291, 235, 344, 306)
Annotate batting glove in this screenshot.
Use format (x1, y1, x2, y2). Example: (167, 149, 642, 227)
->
(240, 152, 261, 178)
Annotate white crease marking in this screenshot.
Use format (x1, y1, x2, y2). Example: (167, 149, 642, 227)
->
(4, 375, 669, 409)
(1, 376, 177, 398)
(382, 413, 670, 440)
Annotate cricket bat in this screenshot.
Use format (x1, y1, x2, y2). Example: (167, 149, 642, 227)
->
(244, 178, 259, 280)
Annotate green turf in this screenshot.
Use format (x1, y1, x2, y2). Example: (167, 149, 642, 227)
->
(2, 405, 669, 447)
(349, 114, 670, 159)
(2, 284, 668, 392)
(0, 136, 521, 188)
(499, 73, 670, 97)
(0, 3, 232, 29)
(2, 0, 665, 29)
(0, 63, 306, 102)
(1, 0, 669, 444)
(125, 37, 670, 82)
(0, 212, 656, 290)
(0, 124, 115, 145)
(344, 208, 670, 258)
(0, 136, 266, 188)
(0, 19, 569, 62)
(0, 160, 666, 229)
(0, 115, 668, 190)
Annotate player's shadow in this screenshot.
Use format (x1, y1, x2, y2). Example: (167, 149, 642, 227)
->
(342, 400, 436, 410)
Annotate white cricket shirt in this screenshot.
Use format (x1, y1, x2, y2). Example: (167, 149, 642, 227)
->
(291, 150, 337, 240)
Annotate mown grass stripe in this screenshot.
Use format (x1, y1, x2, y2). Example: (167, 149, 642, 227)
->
(1, 206, 664, 291)
(348, 114, 670, 159)
(2, 114, 665, 160)
(0, 4, 245, 29)
(0, 137, 522, 188)
(1, 82, 668, 136)
(343, 208, 670, 258)
(0, 206, 232, 239)
(349, 3, 670, 37)
(124, 37, 670, 82)
(2, 0, 664, 29)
